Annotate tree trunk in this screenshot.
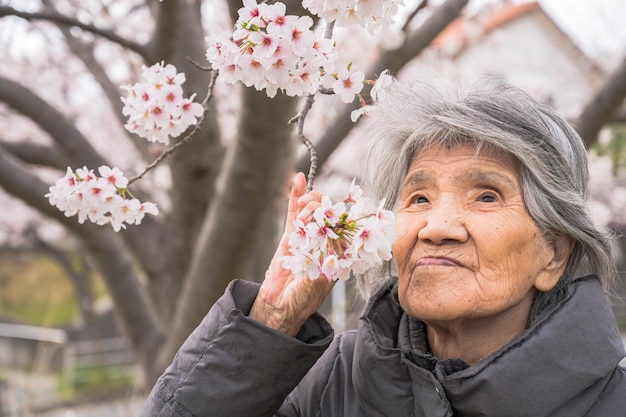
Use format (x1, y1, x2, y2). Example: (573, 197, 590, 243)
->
(155, 88, 299, 382)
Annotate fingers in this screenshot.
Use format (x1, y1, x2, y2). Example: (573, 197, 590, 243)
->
(251, 174, 337, 336)
(285, 172, 322, 231)
(284, 172, 306, 231)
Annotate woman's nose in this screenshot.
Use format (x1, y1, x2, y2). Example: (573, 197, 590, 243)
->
(417, 200, 468, 244)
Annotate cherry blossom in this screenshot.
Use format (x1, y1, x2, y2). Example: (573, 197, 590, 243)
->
(46, 166, 159, 232)
(206, 1, 399, 104)
(302, 0, 405, 34)
(121, 62, 204, 145)
(370, 69, 393, 101)
(206, 1, 334, 99)
(332, 67, 365, 103)
(281, 181, 396, 281)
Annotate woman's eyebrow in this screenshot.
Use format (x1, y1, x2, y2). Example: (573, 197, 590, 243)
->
(402, 171, 434, 188)
(459, 168, 519, 191)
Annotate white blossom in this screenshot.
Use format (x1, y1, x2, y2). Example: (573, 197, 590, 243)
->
(281, 182, 396, 281)
(121, 62, 203, 145)
(46, 166, 159, 232)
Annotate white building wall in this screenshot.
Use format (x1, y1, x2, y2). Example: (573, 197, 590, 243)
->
(403, 9, 604, 119)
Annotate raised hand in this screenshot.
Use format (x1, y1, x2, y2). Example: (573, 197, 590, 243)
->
(249, 172, 336, 337)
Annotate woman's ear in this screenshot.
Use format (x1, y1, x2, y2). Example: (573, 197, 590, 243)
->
(535, 234, 575, 292)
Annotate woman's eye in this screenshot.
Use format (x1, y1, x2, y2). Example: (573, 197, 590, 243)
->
(478, 193, 498, 203)
(411, 195, 429, 204)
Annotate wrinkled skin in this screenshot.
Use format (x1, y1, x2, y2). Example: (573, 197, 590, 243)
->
(250, 172, 335, 337)
(393, 144, 571, 363)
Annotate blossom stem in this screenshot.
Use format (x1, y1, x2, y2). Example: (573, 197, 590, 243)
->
(289, 93, 317, 192)
(128, 69, 218, 185)
(287, 19, 336, 193)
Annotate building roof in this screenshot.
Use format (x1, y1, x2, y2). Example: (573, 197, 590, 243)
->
(429, 1, 604, 75)
(432, 2, 541, 48)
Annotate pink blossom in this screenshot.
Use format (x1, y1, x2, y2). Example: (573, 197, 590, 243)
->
(121, 62, 203, 145)
(282, 181, 396, 281)
(206, 2, 334, 99)
(302, 0, 404, 34)
(333, 68, 365, 103)
(46, 165, 159, 232)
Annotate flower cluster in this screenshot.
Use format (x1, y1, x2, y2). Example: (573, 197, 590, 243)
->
(206, 0, 335, 99)
(46, 166, 159, 232)
(282, 181, 396, 281)
(303, 0, 404, 34)
(121, 62, 204, 145)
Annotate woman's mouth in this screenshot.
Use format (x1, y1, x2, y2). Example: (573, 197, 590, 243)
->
(416, 257, 462, 267)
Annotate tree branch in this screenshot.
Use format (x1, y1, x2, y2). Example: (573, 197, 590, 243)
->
(0, 140, 69, 169)
(289, 94, 318, 192)
(129, 69, 218, 184)
(296, 0, 469, 174)
(573, 56, 626, 148)
(0, 75, 110, 169)
(0, 5, 151, 61)
(402, 0, 429, 32)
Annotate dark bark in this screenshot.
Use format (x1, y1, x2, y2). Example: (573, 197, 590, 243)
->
(573, 56, 626, 148)
(157, 87, 299, 379)
(0, 141, 69, 169)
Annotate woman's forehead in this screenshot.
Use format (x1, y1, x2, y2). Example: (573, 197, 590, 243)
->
(411, 141, 519, 167)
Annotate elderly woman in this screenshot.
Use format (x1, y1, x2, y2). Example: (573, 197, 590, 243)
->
(140, 78, 625, 417)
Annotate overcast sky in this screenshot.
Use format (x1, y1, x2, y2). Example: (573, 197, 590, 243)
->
(543, 0, 625, 58)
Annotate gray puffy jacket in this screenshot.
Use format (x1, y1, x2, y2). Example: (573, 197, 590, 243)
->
(140, 276, 626, 417)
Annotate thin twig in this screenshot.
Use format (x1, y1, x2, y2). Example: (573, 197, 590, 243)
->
(128, 70, 219, 184)
(324, 19, 335, 38)
(289, 94, 317, 192)
(186, 56, 212, 72)
(289, 19, 336, 193)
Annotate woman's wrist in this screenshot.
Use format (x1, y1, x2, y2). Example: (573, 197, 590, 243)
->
(249, 297, 304, 338)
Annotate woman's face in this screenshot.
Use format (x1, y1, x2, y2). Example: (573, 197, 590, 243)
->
(393, 144, 566, 327)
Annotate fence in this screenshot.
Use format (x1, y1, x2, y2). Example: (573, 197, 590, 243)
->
(0, 329, 137, 416)
(62, 337, 136, 390)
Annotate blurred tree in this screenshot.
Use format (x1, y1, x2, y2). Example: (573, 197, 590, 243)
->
(593, 125, 626, 176)
(0, 0, 470, 384)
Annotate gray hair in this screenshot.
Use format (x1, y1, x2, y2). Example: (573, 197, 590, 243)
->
(357, 76, 617, 302)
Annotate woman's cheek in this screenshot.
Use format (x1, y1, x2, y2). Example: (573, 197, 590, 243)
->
(393, 212, 417, 272)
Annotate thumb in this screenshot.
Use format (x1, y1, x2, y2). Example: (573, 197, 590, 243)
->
(284, 172, 307, 232)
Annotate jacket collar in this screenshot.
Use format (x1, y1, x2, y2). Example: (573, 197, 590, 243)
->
(354, 276, 625, 417)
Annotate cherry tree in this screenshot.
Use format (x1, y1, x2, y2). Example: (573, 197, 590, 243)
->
(0, 0, 471, 384)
